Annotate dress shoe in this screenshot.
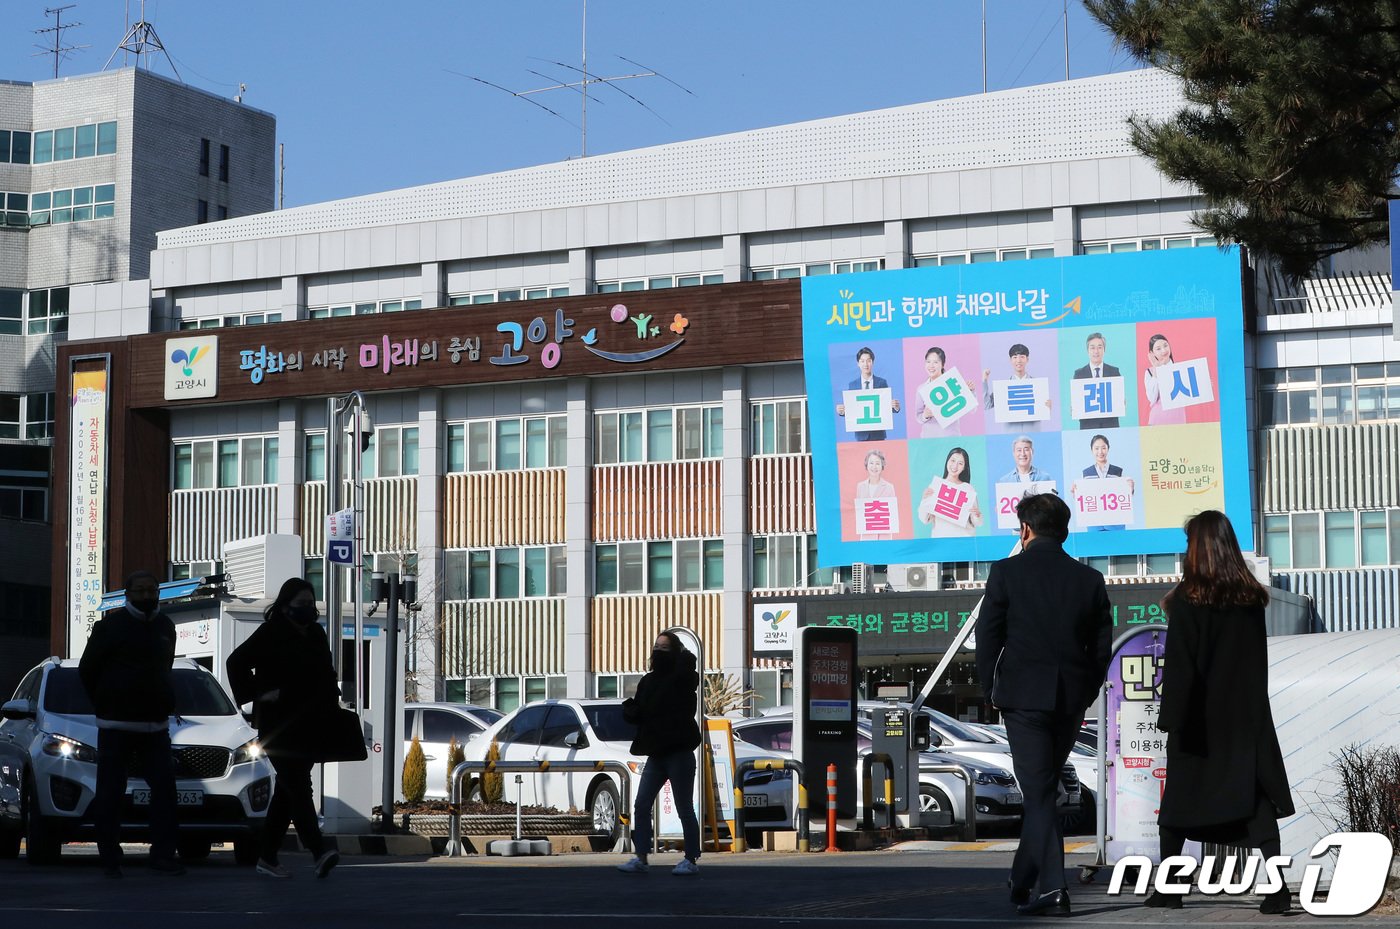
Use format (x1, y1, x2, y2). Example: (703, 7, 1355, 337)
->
(1144, 890, 1184, 908)
(1259, 888, 1291, 915)
(148, 857, 185, 876)
(1018, 888, 1071, 916)
(1008, 879, 1031, 905)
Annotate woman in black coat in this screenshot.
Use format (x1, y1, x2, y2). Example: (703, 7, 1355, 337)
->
(227, 577, 344, 879)
(615, 631, 703, 876)
(1149, 511, 1295, 914)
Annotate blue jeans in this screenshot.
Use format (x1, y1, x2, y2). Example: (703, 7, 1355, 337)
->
(95, 727, 177, 865)
(631, 749, 700, 862)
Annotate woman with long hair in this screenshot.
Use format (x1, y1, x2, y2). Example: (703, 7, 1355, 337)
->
(616, 630, 703, 876)
(1143, 333, 1188, 426)
(918, 446, 983, 537)
(1148, 511, 1294, 914)
(227, 577, 344, 879)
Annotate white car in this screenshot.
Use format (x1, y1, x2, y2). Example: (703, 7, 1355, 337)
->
(402, 702, 502, 799)
(0, 657, 274, 865)
(459, 698, 642, 844)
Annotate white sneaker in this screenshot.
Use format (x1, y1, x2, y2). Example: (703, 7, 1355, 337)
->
(616, 857, 649, 873)
(256, 859, 292, 878)
(672, 858, 699, 876)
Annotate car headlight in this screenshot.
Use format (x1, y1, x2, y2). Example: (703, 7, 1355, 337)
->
(232, 738, 265, 764)
(626, 761, 644, 775)
(973, 767, 1013, 785)
(41, 733, 98, 763)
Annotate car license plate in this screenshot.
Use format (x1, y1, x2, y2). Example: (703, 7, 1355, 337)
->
(743, 795, 765, 808)
(1007, 791, 1023, 804)
(132, 789, 203, 806)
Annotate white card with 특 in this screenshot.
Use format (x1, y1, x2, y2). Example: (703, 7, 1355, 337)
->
(992, 377, 1050, 423)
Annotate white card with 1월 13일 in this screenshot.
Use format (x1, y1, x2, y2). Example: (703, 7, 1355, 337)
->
(1074, 477, 1134, 528)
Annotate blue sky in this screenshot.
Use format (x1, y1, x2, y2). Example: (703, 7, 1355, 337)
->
(5, 1, 1135, 208)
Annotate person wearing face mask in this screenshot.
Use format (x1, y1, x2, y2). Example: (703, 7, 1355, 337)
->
(974, 494, 1113, 917)
(79, 570, 183, 878)
(616, 631, 703, 876)
(227, 577, 343, 879)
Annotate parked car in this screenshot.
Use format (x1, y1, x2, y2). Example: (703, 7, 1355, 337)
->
(730, 713, 1023, 831)
(0, 657, 274, 865)
(402, 702, 502, 799)
(855, 703, 1081, 818)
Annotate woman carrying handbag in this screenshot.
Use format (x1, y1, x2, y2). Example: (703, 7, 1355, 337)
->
(228, 577, 353, 879)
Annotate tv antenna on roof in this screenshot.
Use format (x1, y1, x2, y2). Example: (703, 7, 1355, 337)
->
(104, 0, 181, 81)
(34, 5, 90, 80)
(449, 0, 693, 159)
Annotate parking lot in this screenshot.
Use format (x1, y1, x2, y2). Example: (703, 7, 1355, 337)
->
(1, 843, 1393, 928)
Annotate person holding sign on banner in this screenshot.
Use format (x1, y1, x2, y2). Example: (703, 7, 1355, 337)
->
(983, 343, 1052, 433)
(853, 449, 899, 540)
(617, 632, 703, 876)
(1070, 435, 1136, 531)
(1071, 332, 1122, 429)
(1143, 334, 1188, 426)
(835, 346, 899, 441)
(913, 346, 974, 438)
(918, 447, 983, 537)
(1148, 511, 1295, 914)
(975, 494, 1112, 917)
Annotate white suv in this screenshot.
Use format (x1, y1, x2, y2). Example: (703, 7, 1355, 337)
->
(0, 657, 274, 865)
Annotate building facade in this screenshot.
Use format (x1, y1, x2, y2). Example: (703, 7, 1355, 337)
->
(50, 68, 1396, 716)
(0, 67, 274, 692)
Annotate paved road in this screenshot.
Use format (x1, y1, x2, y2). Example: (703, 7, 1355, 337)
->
(0, 845, 1391, 928)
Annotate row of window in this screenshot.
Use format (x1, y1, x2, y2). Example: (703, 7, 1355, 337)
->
(178, 311, 284, 330)
(196, 200, 229, 224)
(7, 121, 118, 164)
(1260, 363, 1400, 427)
(1263, 509, 1400, 570)
(449, 676, 567, 713)
(595, 274, 724, 292)
(304, 426, 420, 481)
(308, 299, 423, 319)
(0, 288, 69, 336)
(911, 247, 1056, 266)
(596, 539, 726, 594)
(0, 392, 54, 439)
(594, 406, 724, 464)
(0, 484, 47, 522)
(173, 437, 280, 490)
(447, 416, 567, 472)
(443, 546, 567, 599)
(1081, 235, 1218, 254)
(448, 287, 570, 305)
(751, 400, 808, 456)
(198, 139, 230, 182)
(29, 185, 116, 226)
(751, 259, 883, 280)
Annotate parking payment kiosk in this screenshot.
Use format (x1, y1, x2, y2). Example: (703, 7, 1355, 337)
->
(792, 625, 858, 819)
(869, 682, 914, 814)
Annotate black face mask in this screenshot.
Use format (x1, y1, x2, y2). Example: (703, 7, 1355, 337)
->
(129, 598, 159, 616)
(651, 649, 675, 672)
(287, 605, 318, 626)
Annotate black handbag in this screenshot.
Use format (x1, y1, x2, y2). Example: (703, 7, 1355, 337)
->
(319, 706, 369, 763)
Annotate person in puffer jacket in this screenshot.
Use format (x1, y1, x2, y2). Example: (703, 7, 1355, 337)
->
(615, 631, 703, 876)
(78, 570, 182, 878)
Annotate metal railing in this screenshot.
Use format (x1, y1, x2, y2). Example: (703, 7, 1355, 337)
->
(732, 758, 809, 852)
(922, 763, 977, 842)
(443, 758, 633, 857)
(860, 752, 896, 830)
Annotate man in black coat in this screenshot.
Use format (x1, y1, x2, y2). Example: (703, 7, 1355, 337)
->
(1071, 331, 1122, 429)
(975, 494, 1112, 916)
(78, 570, 184, 878)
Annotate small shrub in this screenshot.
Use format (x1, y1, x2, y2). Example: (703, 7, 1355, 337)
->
(445, 736, 466, 798)
(483, 738, 504, 803)
(403, 736, 427, 804)
(1331, 743, 1400, 846)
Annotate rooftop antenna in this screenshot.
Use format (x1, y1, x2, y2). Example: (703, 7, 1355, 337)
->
(104, 0, 181, 81)
(34, 5, 89, 79)
(450, 0, 693, 159)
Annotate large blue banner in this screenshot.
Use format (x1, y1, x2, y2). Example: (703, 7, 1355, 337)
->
(801, 248, 1251, 566)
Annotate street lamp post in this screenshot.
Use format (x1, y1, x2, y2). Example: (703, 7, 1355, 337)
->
(372, 570, 416, 834)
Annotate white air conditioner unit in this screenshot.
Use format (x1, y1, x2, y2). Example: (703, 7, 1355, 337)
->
(850, 562, 869, 594)
(222, 534, 303, 600)
(906, 564, 932, 590)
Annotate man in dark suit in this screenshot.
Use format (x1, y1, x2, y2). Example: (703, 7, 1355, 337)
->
(975, 494, 1112, 916)
(1071, 332, 1121, 429)
(835, 346, 899, 441)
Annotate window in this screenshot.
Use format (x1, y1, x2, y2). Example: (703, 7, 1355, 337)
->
(305, 433, 327, 481)
(308, 298, 422, 318)
(366, 426, 419, 478)
(751, 400, 807, 455)
(27, 185, 114, 227)
(1080, 234, 1216, 254)
(446, 415, 565, 472)
(594, 405, 722, 463)
(1261, 363, 1400, 427)
(199, 138, 210, 176)
(2, 129, 34, 164)
(3, 191, 28, 227)
(217, 205, 228, 221)
(911, 247, 1056, 267)
(594, 540, 722, 595)
(0, 395, 20, 438)
(752, 535, 835, 589)
(172, 437, 278, 489)
(1265, 508, 1400, 569)
(593, 274, 721, 293)
(197, 200, 209, 224)
(26, 288, 68, 335)
(30, 121, 115, 164)
(25, 392, 54, 440)
(444, 547, 566, 600)
(751, 260, 882, 281)
(0, 290, 20, 335)
(447, 286, 569, 305)
(219, 144, 230, 182)
(177, 309, 283, 330)
(97, 121, 116, 155)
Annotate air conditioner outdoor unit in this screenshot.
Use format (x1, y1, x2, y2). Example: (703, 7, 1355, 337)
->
(906, 565, 931, 589)
(851, 562, 869, 594)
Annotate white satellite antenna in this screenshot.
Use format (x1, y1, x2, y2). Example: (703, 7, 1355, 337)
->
(451, 0, 693, 158)
(104, 0, 180, 80)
